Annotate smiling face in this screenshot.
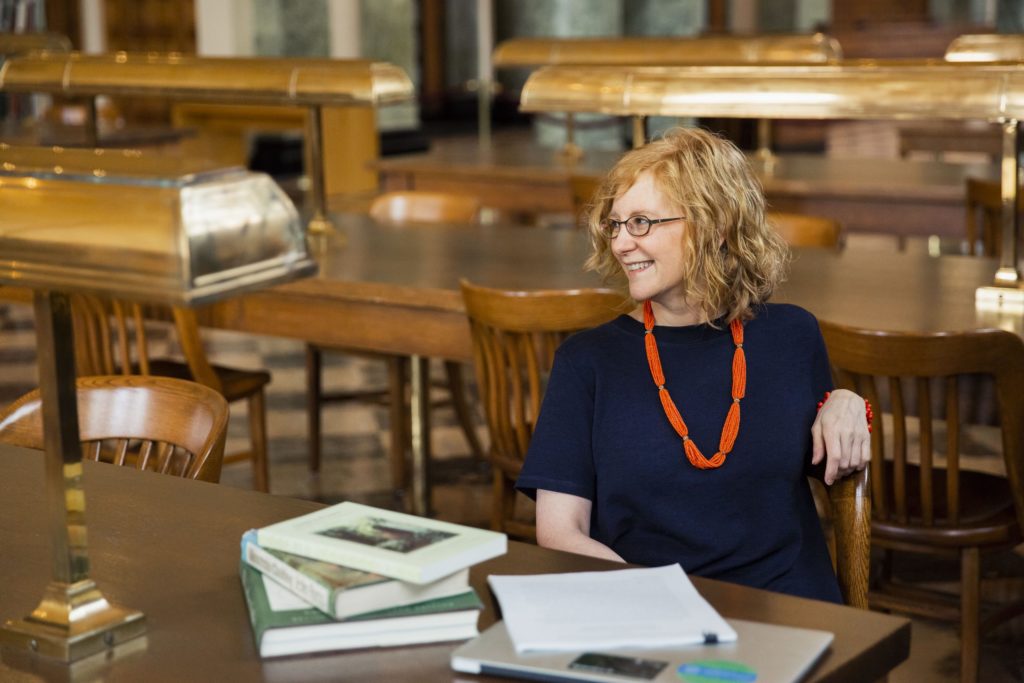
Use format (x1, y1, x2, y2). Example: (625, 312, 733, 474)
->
(609, 171, 696, 324)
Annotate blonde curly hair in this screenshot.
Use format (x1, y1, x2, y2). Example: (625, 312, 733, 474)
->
(584, 127, 790, 324)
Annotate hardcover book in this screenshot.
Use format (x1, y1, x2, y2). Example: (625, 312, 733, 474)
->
(241, 529, 470, 620)
(239, 562, 483, 658)
(256, 502, 507, 584)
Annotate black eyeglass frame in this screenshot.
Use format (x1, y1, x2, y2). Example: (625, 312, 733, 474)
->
(599, 215, 686, 239)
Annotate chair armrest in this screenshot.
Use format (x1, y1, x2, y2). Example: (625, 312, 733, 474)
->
(829, 467, 871, 609)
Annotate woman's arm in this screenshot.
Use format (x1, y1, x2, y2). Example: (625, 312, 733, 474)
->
(535, 489, 625, 562)
(811, 388, 871, 485)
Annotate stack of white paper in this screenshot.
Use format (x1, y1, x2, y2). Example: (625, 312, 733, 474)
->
(487, 564, 737, 654)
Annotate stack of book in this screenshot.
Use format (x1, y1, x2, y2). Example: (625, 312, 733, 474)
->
(239, 501, 507, 658)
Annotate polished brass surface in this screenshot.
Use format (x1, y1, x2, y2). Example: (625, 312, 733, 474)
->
(0, 578, 146, 661)
(0, 292, 146, 662)
(945, 33, 1024, 62)
(520, 61, 1024, 292)
(995, 119, 1022, 286)
(0, 32, 71, 55)
(0, 51, 413, 106)
(0, 146, 316, 305)
(520, 61, 1024, 120)
(493, 33, 842, 67)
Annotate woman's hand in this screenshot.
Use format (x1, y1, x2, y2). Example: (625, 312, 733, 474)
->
(811, 388, 871, 485)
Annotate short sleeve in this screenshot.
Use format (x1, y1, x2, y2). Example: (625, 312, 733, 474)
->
(810, 316, 835, 398)
(515, 346, 597, 502)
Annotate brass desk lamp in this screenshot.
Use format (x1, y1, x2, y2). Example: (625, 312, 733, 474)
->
(0, 145, 316, 661)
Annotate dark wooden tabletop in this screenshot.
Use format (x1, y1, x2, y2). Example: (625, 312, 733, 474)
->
(201, 216, 1022, 363)
(0, 446, 909, 682)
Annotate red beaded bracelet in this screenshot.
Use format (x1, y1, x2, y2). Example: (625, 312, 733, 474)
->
(817, 391, 873, 433)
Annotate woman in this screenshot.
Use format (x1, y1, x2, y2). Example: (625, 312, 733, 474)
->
(515, 128, 871, 603)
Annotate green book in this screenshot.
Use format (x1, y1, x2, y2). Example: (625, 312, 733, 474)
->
(241, 529, 470, 619)
(239, 562, 483, 658)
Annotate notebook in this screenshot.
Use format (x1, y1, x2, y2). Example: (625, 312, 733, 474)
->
(451, 618, 833, 683)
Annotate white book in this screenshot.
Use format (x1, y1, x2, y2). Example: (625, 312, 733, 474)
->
(487, 565, 737, 654)
(256, 502, 507, 584)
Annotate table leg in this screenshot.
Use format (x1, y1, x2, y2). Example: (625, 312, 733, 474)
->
(409, 355, 432, 516)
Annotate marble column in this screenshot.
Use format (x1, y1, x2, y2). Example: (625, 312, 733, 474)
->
(626, 0, 705, 142)
(359, 0, 420, 130)
(497, 0, 625, 151)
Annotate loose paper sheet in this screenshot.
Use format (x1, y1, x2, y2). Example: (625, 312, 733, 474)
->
(488, 564, 736, 654)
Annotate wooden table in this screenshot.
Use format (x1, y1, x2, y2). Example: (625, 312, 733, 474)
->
(204, 216, 1023, 365)
(372, 133, 997, 237)
(0, 445, 910, 682)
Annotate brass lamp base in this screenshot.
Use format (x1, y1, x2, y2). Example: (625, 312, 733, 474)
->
(555, 142, 584, 162)
(976, 285, 1024, 311)
(307, 212, 336, 236)
(0, 579, 145, 662)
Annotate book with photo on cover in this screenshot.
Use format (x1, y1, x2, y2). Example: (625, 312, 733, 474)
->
(241, 529, 470, 620)
(256, 502, 507, 584)
(239, 562, 483, 658)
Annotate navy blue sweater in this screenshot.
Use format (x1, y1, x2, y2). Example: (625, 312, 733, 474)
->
(516, 303, 841, 603)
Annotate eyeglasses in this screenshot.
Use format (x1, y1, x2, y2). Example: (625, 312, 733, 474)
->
(599, 215, 685, 239)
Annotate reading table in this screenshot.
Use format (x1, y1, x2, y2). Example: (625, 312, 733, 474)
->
(0, 445, 909, 682)
(371, 132, 997, 237)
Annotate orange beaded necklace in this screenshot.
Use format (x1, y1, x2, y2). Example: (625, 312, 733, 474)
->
(642, 300, 746, 469)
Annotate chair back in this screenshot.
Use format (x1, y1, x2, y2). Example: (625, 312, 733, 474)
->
(369, 191, 481, 225)
(0, 375, 228, 482)
(819, 321, 1024, 540)
(569, 175, 599, 227)
(70, 293, 223, 391)
(964, 177, 1024, 257)
(460, 279, 625, 538)
(769, 212, 841, 248)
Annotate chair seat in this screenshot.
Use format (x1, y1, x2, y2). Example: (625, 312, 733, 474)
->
(874, 466, 1020, 548)
(148, 359, 271, 401)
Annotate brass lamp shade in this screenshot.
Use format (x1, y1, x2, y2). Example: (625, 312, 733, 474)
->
(0, 51, 413, 106)
(494, 33, 841, 67)
(519, 62, 1024, 121)
(0, 146, 316, 304)
(0, 32, 72, 56)
(945, 34, 1024, 62)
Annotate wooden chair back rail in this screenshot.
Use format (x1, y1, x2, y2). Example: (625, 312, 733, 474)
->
(461, 279, 625, 538)
(0, 375, 228, 482)
(768, 212, 842, 248)
(821, 323, 1024, 532)
(369, 191, 482, 225)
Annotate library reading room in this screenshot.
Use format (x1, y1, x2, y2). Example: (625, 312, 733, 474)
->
(2, 1, 1024, 682)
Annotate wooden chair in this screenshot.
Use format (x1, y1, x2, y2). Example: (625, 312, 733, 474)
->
(307, 191, 485, 491)
(460, 280, 625, 540)
(964, 177, 1024, 257)
(368, 190, 482, 225)
(0, 375, 228, 482)
(820, 320, 1024, 683)
(69, 294, 272, 491)
(769, 211, 842, 248)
